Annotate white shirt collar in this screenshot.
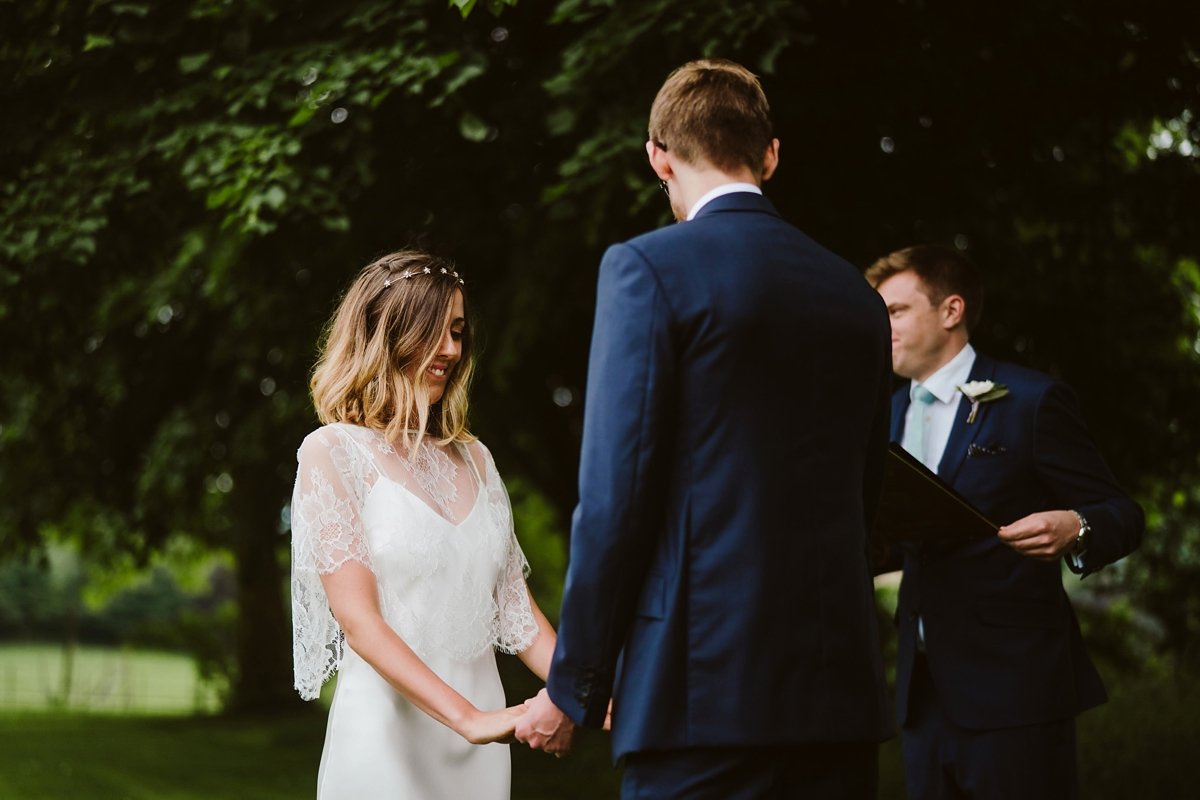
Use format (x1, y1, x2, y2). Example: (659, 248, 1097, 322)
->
(686, 182, 762, 221)
(913, 343, 976, 404)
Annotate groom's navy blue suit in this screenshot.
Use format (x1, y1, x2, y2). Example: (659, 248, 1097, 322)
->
(547, 192, 894, 797)
(890, 352, 1143, 797)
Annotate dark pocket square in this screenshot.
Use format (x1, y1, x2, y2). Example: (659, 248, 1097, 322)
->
(968, 443, 1007, 457)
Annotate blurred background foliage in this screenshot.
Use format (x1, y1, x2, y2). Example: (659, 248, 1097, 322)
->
(0, 0, 1197, 756)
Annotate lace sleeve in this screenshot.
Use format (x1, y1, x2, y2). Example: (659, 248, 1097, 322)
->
(290, 426, 373, 700)
(480, 444, 539, 655)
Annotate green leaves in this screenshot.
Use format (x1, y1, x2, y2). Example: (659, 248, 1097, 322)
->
(3, 0, 1200, 704)
(450, 0, 480, 17)
(177, 53, 211, 74)
(450, 0, 519, 19)
(458, 110, 492, 142)
(83, 34, 115, 52)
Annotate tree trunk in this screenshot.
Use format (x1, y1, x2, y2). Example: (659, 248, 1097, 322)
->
(58, 604, 77, 709)
(227, 496, 305, 714)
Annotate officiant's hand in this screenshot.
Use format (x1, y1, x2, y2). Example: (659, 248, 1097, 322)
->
(459, 704, 528, 745)
(997, 510, 1078, 561)
(514, 688, 577, 756)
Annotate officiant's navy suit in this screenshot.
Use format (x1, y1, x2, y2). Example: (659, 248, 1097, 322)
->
(547, 192, 894, 794)
(890, 353, 1143, 797)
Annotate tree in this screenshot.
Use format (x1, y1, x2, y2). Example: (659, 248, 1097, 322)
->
(530, 0, 1200, 661)
(2, 0, 1198, 714)
(0, 0, 539, 711)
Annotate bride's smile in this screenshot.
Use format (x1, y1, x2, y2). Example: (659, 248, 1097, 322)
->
(419, 288, 465, 404)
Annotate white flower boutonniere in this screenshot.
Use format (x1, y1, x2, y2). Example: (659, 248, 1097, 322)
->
(958, 380, 1009, 424)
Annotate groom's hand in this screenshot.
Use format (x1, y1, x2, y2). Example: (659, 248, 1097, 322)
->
(514, 688, 577, 756)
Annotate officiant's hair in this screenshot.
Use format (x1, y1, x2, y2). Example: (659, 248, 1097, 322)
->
(648, 59, 773, 178)
(310, 249, 476, 450)
(866, 245, 985, 332)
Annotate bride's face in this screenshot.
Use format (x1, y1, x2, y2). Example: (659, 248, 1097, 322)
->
(418, 289, 466, 404)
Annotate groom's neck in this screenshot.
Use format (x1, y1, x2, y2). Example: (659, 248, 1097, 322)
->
(672, 162, 761, 220)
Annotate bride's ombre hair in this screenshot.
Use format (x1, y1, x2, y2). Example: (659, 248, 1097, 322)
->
(310, 250, 475, 452)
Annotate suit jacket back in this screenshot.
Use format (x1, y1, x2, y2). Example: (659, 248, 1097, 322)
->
(548, 193, 895, 759)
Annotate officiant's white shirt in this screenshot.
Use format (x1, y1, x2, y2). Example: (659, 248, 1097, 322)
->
(686, 182, 762, 220)
(906, 343, 976, 471)
(907, 343, 976, 647)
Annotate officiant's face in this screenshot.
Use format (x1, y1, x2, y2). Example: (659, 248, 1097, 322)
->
(877, 270, 953, 381)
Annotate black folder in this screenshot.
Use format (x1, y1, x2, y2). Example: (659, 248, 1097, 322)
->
(872, 442, 998, 543)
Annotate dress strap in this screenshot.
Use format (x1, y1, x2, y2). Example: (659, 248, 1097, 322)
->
(459, 441, 486, 493)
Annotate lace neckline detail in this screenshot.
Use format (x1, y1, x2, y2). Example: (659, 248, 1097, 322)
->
(348, 425, 479, 524)
(403, 441, 459, 520)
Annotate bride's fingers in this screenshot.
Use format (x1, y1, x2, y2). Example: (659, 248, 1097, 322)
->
(492, 726, 519, 744)
(469, 709, 523, 744)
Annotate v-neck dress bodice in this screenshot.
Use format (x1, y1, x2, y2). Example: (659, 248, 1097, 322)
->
(290, 423, 537, 799)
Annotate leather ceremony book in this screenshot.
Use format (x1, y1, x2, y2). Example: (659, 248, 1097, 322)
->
(872, 442, 999, 543)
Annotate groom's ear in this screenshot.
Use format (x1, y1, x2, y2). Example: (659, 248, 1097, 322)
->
(760, 138, 780, 182)
(646, 139, 673, 181)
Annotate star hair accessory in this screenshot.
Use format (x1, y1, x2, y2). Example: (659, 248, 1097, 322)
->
(384, 264, 464, 287)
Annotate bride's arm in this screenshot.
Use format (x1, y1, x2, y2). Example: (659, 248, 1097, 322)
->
(516, 586, 557, 681)
(321, 561, 524, 744)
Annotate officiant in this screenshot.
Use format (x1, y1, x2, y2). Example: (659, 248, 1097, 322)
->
(868, 244, 1143, 799)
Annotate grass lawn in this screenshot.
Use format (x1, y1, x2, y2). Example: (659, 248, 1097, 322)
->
(0, 709, 623, 800)
(0, 712, 325, 800)
(0, 644, 219, 714)
(0, 646, 1194, 798)
(0, 648, 620, 799)
(0, 707, 619, 800)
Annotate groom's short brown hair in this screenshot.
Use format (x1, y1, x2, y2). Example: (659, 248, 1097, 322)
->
(648, 59, 773, 177)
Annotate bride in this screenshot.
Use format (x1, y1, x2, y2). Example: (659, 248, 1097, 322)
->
(289, 250, 557, 799)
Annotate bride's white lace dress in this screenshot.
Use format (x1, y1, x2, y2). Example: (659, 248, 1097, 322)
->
(290, 423, 537, 799)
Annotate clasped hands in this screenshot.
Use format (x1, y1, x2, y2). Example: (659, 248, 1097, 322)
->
(471, 689, 609, 757)
(513, 688, 579, 757)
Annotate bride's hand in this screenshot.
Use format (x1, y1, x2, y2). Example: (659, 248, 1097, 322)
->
(459, 704, 527, 745)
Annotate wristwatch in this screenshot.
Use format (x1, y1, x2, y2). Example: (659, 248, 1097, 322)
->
(1069, 511, 1091, 560)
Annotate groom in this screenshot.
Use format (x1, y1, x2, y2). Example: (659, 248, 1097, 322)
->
(516, 59, 894, 798)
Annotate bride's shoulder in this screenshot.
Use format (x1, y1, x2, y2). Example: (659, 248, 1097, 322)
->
(296, 423, 375, 460)
(462, 437, 498, 473)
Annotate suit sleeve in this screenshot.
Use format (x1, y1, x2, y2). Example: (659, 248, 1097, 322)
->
(1032, 382, 1144, 577)
(546, 243, 675, 728)
(866, 328, 900, 575)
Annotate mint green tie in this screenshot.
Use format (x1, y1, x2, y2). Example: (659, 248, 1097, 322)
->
(901, 385, 937, 467)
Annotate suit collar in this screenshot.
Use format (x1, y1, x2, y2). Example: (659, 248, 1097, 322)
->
(888, 345, 980, 443)
(687, 182, 762, 219)
(918, 343, 976, 404)
(936, 351, 997, 483)
(690, 191, 780, 220)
